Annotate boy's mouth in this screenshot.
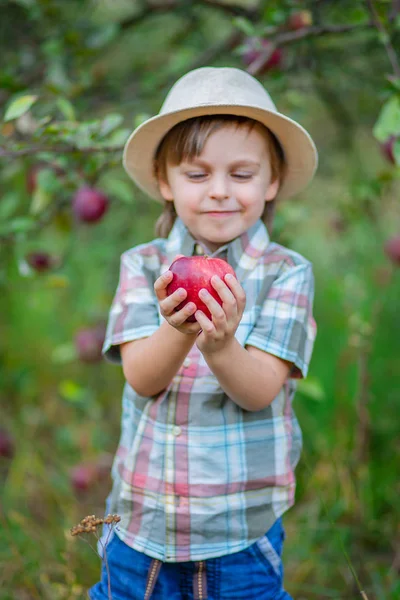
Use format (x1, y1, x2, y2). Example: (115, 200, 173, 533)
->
(204, 210, 239, 217)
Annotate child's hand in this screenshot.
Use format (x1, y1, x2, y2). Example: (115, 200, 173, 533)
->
(154, 266, 201, 336)
(195, 274, 246, 355)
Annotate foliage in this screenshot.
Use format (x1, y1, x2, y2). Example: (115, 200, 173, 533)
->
(1, 0, 400, 598)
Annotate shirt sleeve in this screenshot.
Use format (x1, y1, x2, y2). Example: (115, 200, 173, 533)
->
(245, 262, 317, 379)
(102, 251, 160, 365)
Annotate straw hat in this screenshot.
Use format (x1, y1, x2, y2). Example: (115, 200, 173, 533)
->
(123, 67, 318, 202)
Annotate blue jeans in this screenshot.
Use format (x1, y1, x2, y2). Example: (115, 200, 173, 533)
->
(88, 518, 293, 600)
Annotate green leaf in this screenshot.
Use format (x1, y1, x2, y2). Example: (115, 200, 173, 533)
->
(4, 95, 38, 122)
(102, 127, 130, 147)
(30, 186, 51, 215)
(101, 177, 133, 204)
(0, 193, 19, 220)
(133, 113, 151, 128)
(87, 23, 118, 49)
(297, 377, 326, 402)
(13, 0, 36, 8)
(99, 113, 123, 137)
(0, 217, 36, 235)
(232, 16, 256, 36)
(56, 97, 76, 121)
(373, 95, 400, 142)
(58, 379, 86, 403)
(36, 167, 61, 193)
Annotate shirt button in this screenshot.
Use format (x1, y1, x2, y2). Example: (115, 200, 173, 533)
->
(195, 244, 205, 255)
(183, 357, 191, 368)
(172, 425, 182, 436)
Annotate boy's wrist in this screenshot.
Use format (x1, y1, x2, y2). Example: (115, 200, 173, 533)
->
(161, 319, 198, 343)
(200, 336, 237, 362)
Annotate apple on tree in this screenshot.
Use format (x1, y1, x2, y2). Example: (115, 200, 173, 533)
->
(70, 453, 112, 494)
(0, 428, 15, 460)
(287, 10, 313, 31)
(74, 323, 106, 363)
(72, 186, 109, 224)
(26, 251, 55, 273)
(384, 235, 400, 266)
(242, 37, 283, 73)
(166, 256, 237, 322)
(380, 135, 399, 165)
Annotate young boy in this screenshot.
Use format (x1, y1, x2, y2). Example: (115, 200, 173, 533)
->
(89, 66, 318, 600)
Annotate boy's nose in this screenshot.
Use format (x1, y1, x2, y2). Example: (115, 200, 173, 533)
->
(208, 175, 230, 200)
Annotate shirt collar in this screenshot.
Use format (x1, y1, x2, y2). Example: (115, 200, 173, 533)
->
(165, 217, 270, 281)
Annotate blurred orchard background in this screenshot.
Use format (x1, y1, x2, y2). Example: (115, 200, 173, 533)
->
(0, 0, 399, 598)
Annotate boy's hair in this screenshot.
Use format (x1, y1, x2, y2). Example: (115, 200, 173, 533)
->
(153, 115, 285, 239)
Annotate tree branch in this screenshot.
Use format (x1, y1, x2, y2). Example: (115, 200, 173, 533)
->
(200, 0, 259, 19)
(0, 145, 124, 159)
(248, 21, 375, 75)
(1, 15, 386, 161)
(120, 0, 260, 30)
(183, 29, 242, 72)
(120, 1, 176, 30)
(365, 0, 400, 77)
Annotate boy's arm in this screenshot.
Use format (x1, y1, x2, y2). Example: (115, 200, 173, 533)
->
(194, 273, 290, 410)
(194, 269, 313, 411)
(120, 321, 197, 397)
(202, 340, 291, 411)
(120, 268, 201, 397)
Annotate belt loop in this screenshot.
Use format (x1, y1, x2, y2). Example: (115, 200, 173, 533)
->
(144, 559, 162, 600)
(193, 560, 208, 600)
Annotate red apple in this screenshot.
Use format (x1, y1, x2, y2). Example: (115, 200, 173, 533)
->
(166, 256, 237, 322)
(70, 464, 98, 493)
(26, 251, 54, 272)
(384, 236, 400, 265)
(0, 428, 14, 459)
(70, 454, 112, 493)
(287, 10, 313, 31)
(75, 324, 106, 363)
(380, 136, 398, 165)
(242, 38, 283, 73)
(72, 186, 109, 223)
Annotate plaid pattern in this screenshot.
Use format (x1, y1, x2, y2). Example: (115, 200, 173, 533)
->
(102, 218, 317, 562)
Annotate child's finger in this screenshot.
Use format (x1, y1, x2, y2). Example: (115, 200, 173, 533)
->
(154, 270, 173, 300)
(224, 274, 246, 309)
(198, 287, 226, 322)
(169, 302, 198, 326)
(210, 275, 236, 308)
(160, 287, 188, 315)
(195, 310, 215, 334)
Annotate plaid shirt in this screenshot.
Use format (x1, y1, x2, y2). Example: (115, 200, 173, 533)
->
(102, 217, 317, 562)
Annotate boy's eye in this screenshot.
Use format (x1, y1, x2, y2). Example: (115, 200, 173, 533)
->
(186, 172, 207, 180)
(232, 172, 253, 179)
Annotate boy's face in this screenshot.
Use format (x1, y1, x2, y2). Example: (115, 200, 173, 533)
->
(158, 124, 279, 252)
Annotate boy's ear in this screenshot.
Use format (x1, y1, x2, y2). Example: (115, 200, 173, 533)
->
(265, 178, 280, 202)
(158, 178, 174, 201)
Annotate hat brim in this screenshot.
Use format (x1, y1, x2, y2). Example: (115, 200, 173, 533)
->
(123, 104, 318, 202)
